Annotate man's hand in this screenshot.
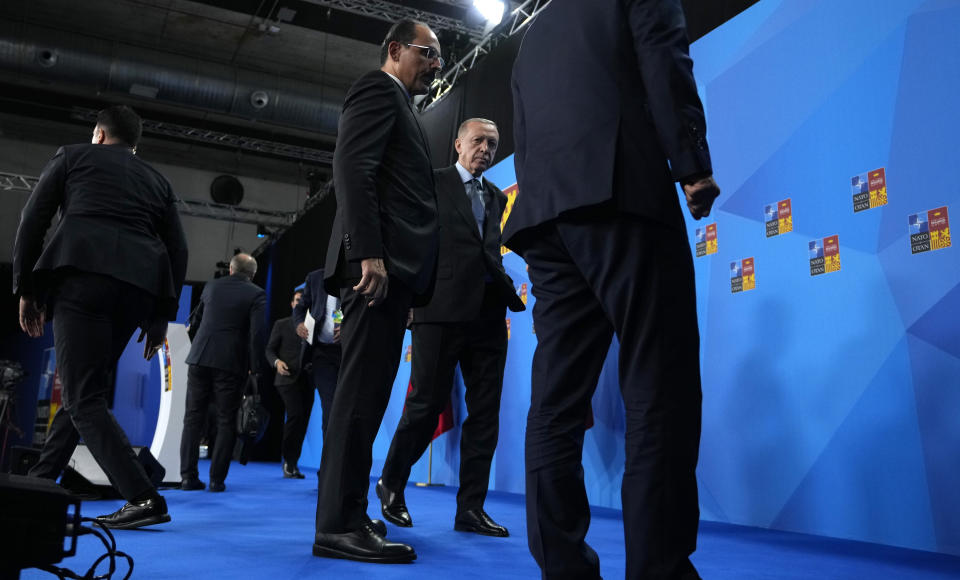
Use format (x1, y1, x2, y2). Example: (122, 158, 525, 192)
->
(353, 257, 388, 307)
(19, 297, 45, 338)
(137, 318, 168, 361)
(681, 175, 721, 220)
(296, 322, 309, 340)
(275, 359, 291, 376)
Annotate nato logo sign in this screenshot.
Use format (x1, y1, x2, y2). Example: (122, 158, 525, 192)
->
(695, 223, 718, 257)
(909, 206, 951, 254)
(851, 168, 888, 213)
(765, 198, 792, 237)
(810, 235, 841, 276)
(730, 257, 755, 293)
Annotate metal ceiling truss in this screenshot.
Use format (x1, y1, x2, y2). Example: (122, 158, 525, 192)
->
(301, 0, 484, 40)
(417, 0, 549, 112)
(71, 109, 334, 165)
(1, 169, 298, 228)
(0, 172, 39, 192)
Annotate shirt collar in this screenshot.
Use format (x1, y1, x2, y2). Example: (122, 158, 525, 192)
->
(456, 161, 483, 185)
(383, 71, 411, 101)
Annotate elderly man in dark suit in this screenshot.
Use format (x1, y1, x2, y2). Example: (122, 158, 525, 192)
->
(291, 268, 341, 441)
(13, 105, 187, 529)
(377, 118, 524, 538)
(312, 18, 442, 564)
(505, 1, 722, 578)
(179, 253, 266, 493)
(266, 288, 313, 479)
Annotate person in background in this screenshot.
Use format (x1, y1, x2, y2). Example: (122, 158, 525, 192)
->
(180, 253, 266, 493)
(266, 289, 312, 479)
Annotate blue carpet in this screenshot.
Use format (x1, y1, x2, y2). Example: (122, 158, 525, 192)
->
(21, 461, 960, 579)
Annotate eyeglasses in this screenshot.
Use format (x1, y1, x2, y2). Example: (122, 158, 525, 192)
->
(405, 43, 445, 68)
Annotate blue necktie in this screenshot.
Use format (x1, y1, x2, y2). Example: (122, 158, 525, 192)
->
(469, 178, 485, 235)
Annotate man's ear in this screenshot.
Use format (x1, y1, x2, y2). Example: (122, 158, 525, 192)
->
(388, 41, 402, 62)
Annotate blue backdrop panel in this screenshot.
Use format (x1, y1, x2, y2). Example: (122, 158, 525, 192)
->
(297, 0, 960, 557)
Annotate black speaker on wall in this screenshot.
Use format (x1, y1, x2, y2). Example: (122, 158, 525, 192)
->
(210, 174, 244, 205)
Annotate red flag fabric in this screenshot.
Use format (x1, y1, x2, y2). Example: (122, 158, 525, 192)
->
(404, 376, 454, 441)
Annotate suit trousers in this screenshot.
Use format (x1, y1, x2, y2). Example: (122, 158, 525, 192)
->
(315, 277, 413, 533)
(28, 272, 156, 502)
(275, 373, 313, 467)
(180, 365, 244, 483)
(381, 285, 507, 511)
(309, 342, 342, 438)
(518, 212, 702, 580)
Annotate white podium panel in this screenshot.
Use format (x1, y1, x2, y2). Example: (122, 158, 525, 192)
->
(150, 323, 189, 482)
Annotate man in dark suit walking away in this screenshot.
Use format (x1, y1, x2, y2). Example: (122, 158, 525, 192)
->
(13, 105, 188, 529)
(266, 289, 313, 479)
(179, 253, 266, 493)
(377, 119, 525, 538)
(292, 268, 341, 442)
(312, 18, 442, 564)
(505, 1, 721, 578)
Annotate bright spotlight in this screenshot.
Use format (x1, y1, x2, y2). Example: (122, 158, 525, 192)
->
(473, 0, 504, 26)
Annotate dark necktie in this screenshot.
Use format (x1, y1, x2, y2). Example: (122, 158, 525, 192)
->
(469, 178, 485, 235)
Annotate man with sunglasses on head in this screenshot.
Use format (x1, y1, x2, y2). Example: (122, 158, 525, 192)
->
(312, 18, 442, 564)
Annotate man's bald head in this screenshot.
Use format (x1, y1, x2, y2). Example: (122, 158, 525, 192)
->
(229, 253, 257, 280)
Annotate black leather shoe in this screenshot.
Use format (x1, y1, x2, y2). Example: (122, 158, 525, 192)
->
(454, 509, 509, 537)
(179, 478, 205, 491)
(209, 481, 226, 492)
(283, 462, 305, 479)
(95, 496, 171, 530)
(313, 520, 415, 563)
(366, 516, 388, 538)
(376, 478, 412, 527)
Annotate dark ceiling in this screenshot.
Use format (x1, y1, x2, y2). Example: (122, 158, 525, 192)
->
(0, 0, 758, 187)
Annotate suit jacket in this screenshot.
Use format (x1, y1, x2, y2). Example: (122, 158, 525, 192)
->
(265, 316, 303, 386)
(186, 274, 267, 375)
(414, 166, 524, 323)
(12, 143, 188, 320)
(324, 70, 439, 304)
(503, 0, 713, 248)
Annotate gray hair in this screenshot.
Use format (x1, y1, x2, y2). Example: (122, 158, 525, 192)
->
(229, 253, 258, 279)
(457, 118, 498, 138)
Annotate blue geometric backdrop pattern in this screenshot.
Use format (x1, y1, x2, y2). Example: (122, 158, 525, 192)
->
(296, 0, 960, 557)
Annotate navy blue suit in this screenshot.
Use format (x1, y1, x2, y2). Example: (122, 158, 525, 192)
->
(506, 1, 711, 578)
(181, 273, 266, 485)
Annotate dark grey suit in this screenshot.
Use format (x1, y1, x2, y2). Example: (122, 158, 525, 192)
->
(506, 1, 711, 578)
(180, 274, 266, 484)
(381, 165, 523, 513)
(316, 70, 438, 535)
(13, 143, 187, 502)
